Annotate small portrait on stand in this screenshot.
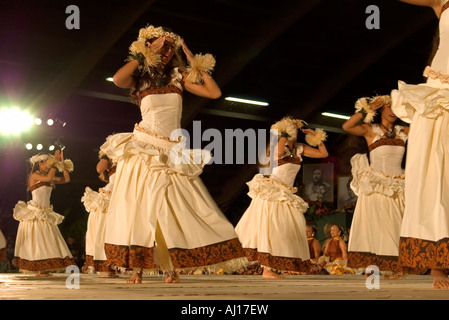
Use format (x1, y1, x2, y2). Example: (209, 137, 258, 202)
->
(303, 163, 333, 202)
(337, 176, 358, 208)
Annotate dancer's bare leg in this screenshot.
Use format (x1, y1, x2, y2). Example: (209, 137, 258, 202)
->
(431, 269, 449, 289)
(262, 267, 284, 279)
(126, 268, 142, 284)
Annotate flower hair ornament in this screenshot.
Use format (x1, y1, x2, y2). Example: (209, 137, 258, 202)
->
(126, 25, 183, 73)
(271, 117, 327, 146)
(28, 153, 74, 173)
(29, 154, 50, 166)
(127, 24, 216, 84)
(271, 117, 304, 141)
(354, 95, 391, 124)
(137, 25, 183, 47)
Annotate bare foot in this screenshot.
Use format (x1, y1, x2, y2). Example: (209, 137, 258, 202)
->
(126, 270, 142, 284)
(34, 272, 52, 277)
(165, 271, 180, 283)
(262, 268, 285, 279)
(431, 269, 449, 289)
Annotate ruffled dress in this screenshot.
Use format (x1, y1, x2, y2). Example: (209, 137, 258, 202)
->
(391, 0, 449, 270)
(13, 182, 75, 272)
(235, 144, 312, 273)
(100, 68, 247, 274)
(347, 125, 407, 272)
(81, 174, 115, 272)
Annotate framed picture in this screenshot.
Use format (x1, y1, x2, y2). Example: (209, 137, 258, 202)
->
(302, 163, 334, 202)
(337, 176, 358, 208)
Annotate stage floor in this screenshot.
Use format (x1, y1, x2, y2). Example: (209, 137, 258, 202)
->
(0, 273, 446, 301)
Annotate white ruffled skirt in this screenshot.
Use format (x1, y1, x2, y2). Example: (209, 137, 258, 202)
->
(81, 187, 110, 271)
(101, 125, 247, 274)
(13, 201, 75, 272)
(391, 77, 449, 270)
(235, 174, 311, 272)
(347, 154, 404, 272)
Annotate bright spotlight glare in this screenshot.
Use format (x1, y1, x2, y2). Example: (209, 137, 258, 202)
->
(47, 119, 54, 126)
(34, 118, 42, 125)
(49, 145, 55, 151)
(25, 143, 33, 150)
(224, 97, 269, 106)
(321, 112, 351, 120)
(0, 108, 34, 135)
(36, 144, 43, 150)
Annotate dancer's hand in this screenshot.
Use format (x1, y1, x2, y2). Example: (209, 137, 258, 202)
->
(181, 39, 195, 64)
(369, 96, 386, 111)
(53, 150, 61, 161)
(147, 36, 166, 54)
(301, 128, 316, 135)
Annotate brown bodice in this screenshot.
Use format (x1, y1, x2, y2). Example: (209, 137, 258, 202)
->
(138, 82, 183, 104)
(368, 137, 406, 153)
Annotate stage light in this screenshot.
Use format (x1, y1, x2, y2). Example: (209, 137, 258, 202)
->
(34, 118, 42, 125)
(0, 108, 33, 135)
(49, 145, 55, 151)
(106, 77, 114, 82)
(225, 97, 269, 106)
(47, 119, 54, 126)
(25, 143, 33, 150)
(36, 144, 43, 150)
(321, 112, 351, 120)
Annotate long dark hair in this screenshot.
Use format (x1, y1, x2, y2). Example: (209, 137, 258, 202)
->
(26, 157, 46, 191)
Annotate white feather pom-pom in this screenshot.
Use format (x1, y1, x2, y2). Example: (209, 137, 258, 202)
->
(128, 41, 161, 70)
(63, 159, 74, 173)
(354, 97, 376, 123)
(186, 53, 216, 83)
(305, 128, 327, 146)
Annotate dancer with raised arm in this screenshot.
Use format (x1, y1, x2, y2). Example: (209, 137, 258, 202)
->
(342, 95, 409, 279)
(235, 117, 328, 278)
(101, 25, 247, 284)
(13, 150, 75, 276)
